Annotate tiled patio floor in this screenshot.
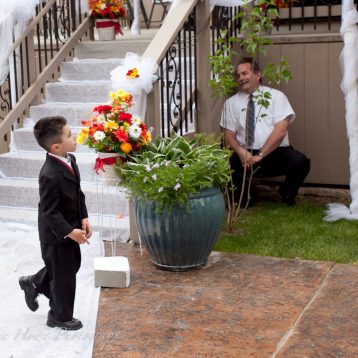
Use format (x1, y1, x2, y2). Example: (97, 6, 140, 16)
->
(92, 244, 358, 357)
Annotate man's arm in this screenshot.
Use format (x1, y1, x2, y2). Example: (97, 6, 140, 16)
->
(223, 128, 253, 169)
(252, 117, 289, 164)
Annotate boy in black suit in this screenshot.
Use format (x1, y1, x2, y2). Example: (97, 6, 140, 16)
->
(19, 116, 92, 331)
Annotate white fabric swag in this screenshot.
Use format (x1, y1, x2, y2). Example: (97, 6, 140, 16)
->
(323, 0, 358, 222)
(0, 0, 88, 86)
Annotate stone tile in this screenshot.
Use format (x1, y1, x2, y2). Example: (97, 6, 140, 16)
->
(275, 264, 358, 357)
(93, 245, 334, 357)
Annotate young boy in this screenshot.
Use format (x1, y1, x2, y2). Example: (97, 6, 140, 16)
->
(19, 116, 92, 331)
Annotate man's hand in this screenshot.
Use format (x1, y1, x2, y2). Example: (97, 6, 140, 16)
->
(67, 228, 90, 245)
(81, 218, 92, 239)
(252, 154, 264, 165)
(238, 149, 254, 169)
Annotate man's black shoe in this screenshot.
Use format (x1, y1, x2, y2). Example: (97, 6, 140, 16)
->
(19, 276, 39, 312)
(278, 187, 296, 206)
(281, 195, 296, 206)
(47, 315, 83, 330)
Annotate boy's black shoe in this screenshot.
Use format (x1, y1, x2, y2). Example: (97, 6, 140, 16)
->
(19, 276, 39, 312)
(47, 315, 83, 330)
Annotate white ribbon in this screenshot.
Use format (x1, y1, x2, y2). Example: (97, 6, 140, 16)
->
(323, 0, 358, 222)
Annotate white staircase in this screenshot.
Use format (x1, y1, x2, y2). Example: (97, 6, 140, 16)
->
(0, 34, 155, 241)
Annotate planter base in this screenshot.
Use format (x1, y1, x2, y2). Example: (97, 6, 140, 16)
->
(151, 259, 208, 272)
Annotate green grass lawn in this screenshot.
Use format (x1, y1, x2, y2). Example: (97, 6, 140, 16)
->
(215, 194, 358, 264)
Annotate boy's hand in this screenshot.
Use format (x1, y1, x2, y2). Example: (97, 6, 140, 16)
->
(67, 228, 90, 245)
(81, 218, 93, 239)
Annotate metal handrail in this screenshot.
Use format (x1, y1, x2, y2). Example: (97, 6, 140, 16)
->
(0, 0, 91, 152)
(8, 0, 57, 56)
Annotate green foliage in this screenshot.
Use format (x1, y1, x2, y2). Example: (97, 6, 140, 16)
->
(209, 31, 238, 98)
(116, 134, 232, 212)
(216, 198, 358, 264)
(209, 0, 293, 99)
(262, 57, 292, 86)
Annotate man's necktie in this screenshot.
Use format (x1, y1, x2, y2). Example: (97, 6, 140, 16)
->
(246, 94, 255, 148)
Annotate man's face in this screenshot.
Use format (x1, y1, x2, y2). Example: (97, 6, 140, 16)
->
(237, 62, 261, 94)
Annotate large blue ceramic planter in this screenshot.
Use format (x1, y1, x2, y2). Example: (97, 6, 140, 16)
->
(135, 187, 225, 271)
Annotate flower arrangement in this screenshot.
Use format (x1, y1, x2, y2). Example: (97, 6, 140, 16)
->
(116, 134, 232, 211)
(89, 0, 126, 19)
(77, 89, 151, 158)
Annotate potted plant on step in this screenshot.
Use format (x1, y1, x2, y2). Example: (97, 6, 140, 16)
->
(89, 0, 126, 40)
(116, 134, 232, 271)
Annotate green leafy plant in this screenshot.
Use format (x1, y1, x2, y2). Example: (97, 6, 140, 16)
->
(116, 134, 232, 212)
(209, 1, 294, 231)
(209, 31, 238, 98)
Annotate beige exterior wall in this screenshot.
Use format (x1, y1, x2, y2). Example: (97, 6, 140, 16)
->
(260, 35, 349, 185)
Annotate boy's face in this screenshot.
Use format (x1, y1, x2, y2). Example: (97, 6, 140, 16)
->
(51, 125, 77, 156)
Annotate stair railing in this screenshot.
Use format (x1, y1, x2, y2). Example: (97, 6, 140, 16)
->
(143, 0, 243, 137)
(0, 0, 92, 153)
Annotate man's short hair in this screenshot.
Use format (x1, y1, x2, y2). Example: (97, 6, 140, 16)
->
(34, 116, 67, 152)
(238, 57, 261, 73)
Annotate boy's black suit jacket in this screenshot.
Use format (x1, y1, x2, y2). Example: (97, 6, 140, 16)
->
(38, 153, 88, 245)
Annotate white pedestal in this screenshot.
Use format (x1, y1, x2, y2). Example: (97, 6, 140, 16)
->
(94, 256, 130, 288)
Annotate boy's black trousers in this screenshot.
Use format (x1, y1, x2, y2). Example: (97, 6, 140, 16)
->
(32, 240, 81, 322)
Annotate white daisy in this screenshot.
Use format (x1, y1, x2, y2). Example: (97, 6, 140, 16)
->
(129, 125, 141, 139)
(93, 131, 106, 141)
(132, 115, 142, 125)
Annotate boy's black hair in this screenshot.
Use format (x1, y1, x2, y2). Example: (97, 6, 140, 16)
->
(34, 116, 67, 152)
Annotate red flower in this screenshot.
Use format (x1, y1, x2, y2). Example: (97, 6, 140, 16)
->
(93, 104, 112, 113)
(114, 129, 129, 142)
(119, 112, 132, 123)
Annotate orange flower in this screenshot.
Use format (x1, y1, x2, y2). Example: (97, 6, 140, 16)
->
(120, 142, 132, 154)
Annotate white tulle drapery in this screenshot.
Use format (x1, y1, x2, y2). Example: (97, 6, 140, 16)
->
(0, 0, 88, 86)
(210, 0, 254, 7)
(110, 52, 158, 120)
(0, 0, 40, 85)
(168, 0, 254, 13)
(323, 0, 358, 222)
(130, 0, 141, 35)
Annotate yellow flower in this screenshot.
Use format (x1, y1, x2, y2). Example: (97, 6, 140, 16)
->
(105, 120, 119, 131)
(77, 129, 89, 144)
(120, 142, 132, 154)
(143, 131, 152, 144)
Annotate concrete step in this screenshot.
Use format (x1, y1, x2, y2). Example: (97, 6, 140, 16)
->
(11, 128, 93, 153)
(74, 40, 151, 59)
(0, 177, 129, 216)
(45, 81, 112, 103)
(60, 58, 123, 81)
(0, 207, 130, 242)
(0, 151, 98, 181)
(30, 103, 101, 126)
